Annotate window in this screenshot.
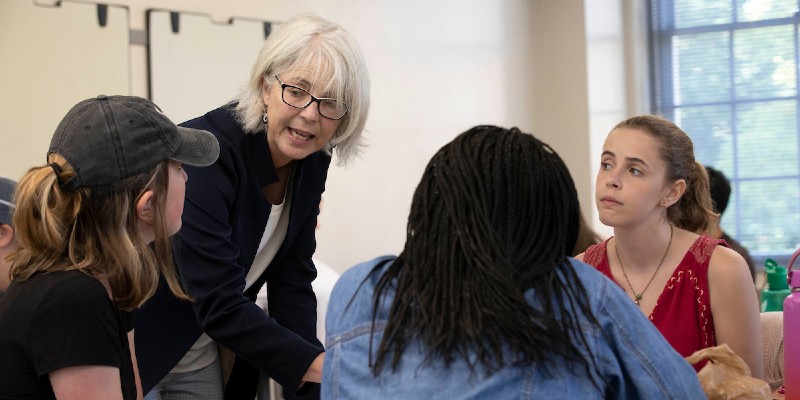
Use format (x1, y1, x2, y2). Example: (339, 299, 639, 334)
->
(649, 0, 800, 258)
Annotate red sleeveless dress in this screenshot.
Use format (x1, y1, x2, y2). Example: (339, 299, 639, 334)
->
(583, 235, 725, 370)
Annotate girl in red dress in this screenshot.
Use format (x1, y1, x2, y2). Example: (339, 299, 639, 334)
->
(577, 115, 763, 379)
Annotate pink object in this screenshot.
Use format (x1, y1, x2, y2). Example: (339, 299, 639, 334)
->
(785, 248, 800, 400)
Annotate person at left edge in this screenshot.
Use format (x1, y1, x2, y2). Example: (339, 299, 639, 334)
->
(0, 95, 219, 399)
(0, 176, 18, 297)
(134, 13, 370, 400)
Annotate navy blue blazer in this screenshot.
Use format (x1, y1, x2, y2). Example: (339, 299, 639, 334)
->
(134, 104, 326, 398)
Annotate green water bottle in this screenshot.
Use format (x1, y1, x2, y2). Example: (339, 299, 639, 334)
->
(761, 258, 791, 312)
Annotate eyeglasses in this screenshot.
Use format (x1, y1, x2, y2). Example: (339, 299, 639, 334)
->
(274, 75, 348, 120)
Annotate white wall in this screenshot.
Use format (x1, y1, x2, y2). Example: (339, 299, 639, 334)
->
(527, 0, 593, 221)
(0, 1, 129, 183)
(584, 0, 649, 239)
(0, 0, 624, 273)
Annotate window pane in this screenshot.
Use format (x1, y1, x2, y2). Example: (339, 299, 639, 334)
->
(677, 105, 734, 169)
(675, 0, 733, 28)
(738, 179, 800, 253)
(720, 184, 738, 235)
(735, 100, 798, 178)
(734, 26, 796, 99)
(736, 0, 800, 22)
(674, 32, 731, 104)
(652, 0, 800, 257)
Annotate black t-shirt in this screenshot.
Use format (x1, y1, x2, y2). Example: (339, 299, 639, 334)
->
(0, 270, 136, 399)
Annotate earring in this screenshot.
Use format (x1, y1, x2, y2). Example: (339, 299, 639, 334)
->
(325, 141, 336, 153)
(262, 113, 268, 124)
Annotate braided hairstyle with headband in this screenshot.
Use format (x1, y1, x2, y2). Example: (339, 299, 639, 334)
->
(367, 125, 604, 388)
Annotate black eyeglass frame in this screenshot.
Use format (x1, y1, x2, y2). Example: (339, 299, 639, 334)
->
(274, 75, 348, 120)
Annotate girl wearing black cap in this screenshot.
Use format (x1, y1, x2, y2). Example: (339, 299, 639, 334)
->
(0, 95, 219, 400)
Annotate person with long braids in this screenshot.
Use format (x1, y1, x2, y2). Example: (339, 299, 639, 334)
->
(322, 125, 703, 398)
(577, 115, 763, 378)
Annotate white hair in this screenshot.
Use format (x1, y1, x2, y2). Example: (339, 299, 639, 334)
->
(235, 13, 370, 166)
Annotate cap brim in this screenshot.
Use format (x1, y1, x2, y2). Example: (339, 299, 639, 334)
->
(172, 127, 220, 167)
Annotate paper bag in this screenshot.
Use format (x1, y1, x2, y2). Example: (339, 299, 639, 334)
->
(685, 344, 771, 399)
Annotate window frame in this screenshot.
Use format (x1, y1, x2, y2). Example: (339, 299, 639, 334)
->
(647, 0, 800, 264)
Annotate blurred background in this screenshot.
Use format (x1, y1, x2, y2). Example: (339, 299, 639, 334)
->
(1, 0, 797, 274)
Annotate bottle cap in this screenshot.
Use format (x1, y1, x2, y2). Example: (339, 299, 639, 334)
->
(765, 259, 789, 290)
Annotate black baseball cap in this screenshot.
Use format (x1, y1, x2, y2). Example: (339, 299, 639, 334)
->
(48, 95, 219, 190)
(0, 177, 16, 226)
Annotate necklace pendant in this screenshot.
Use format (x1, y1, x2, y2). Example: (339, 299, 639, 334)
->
(634, 294, 642, 306)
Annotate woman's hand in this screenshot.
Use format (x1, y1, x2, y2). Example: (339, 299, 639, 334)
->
(301, 352, 325, 384)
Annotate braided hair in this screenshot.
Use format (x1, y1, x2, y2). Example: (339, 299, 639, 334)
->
(369, 125, 603, 387)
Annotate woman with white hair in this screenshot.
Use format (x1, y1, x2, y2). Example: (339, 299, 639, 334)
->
(135, 13, 370, 400)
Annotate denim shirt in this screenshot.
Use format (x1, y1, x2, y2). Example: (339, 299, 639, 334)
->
(322, 256, 705, 399)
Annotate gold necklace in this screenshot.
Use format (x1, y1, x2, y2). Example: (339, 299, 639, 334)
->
(615, 225, 673, 306)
